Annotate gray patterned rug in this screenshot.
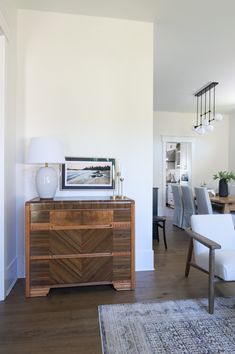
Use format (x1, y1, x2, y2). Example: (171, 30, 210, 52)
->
(98, 297, 235, 354)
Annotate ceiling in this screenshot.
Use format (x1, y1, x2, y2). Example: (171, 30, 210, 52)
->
(16, 0, 235, 113)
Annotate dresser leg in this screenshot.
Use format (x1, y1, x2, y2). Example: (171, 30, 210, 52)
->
(113, 280, 132, 291)
(28, 287, 50, 297)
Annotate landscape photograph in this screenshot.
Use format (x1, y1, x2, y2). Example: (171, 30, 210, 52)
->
(65, 161, 113, 187)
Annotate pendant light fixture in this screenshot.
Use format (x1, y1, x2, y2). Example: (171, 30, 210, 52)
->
(192, 82, 223, 135)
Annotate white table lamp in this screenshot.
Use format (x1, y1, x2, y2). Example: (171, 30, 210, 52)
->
(28, 137, 65, 199)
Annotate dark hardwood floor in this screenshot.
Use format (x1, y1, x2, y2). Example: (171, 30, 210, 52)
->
(0, 215, 233, 354)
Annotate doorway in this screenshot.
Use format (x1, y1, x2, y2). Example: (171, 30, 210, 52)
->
(162, 136, 195, 215)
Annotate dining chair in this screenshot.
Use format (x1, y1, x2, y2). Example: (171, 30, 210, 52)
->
(185, 214, 235, 314)
(171, 184, 183, 228)
(181, 185, 196, 229)
(195, 187, 223, 214)
(194, 187, 213, 214)
(152, 188, 167, 249)
(153, 188, 167, 249)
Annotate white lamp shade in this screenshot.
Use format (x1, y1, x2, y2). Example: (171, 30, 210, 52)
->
(28, 137, 65, 164)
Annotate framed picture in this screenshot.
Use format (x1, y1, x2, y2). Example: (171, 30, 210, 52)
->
(61, 157, 115, 189)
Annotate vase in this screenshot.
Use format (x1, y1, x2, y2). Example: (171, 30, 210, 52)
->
(219, 179, 228, 197)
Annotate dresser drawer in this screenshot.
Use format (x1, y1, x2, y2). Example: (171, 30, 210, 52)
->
(30, 257, 113, 286)
(30, 229, 113, 256)
(50, 257, 112, 284)
(50, 229, 112, 254)
(51, 210, 113, 226)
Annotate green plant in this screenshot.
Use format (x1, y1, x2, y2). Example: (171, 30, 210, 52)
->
(213, 171, 235, 182)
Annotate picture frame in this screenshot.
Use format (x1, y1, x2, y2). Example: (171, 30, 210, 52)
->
(61, 157, 115, 190)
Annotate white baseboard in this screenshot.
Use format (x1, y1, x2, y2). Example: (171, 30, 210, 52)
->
(135, 249, 155, 271)
(5, 257, 17, 296)
(6, 278, 17, 296)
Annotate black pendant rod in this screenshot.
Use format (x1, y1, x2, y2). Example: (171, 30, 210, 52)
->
(194, 81, 218, 97)
(205, 90, 207, 122)
(213, 85, 216, 118)
(209, 87, 211, 123)
(196, 96, 199, 126)
(200, 95, 202, 127)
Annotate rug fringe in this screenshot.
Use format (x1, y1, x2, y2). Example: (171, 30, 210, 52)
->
(98, 306, 105, 354)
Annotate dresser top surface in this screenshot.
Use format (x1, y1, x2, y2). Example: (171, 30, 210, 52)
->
(26, 196, 134, 204)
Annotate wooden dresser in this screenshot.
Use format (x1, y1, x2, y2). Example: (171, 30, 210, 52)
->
(25, 197, 135, 297)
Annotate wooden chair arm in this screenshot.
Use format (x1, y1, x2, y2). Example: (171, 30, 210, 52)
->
(185, 227, 221, 314)
(185, 228, 221, 250)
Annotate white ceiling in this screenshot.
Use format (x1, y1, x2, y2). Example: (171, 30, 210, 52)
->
(16, 0, 235, 113)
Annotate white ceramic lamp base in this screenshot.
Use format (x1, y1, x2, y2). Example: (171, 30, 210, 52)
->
(36, 166, 58, 199)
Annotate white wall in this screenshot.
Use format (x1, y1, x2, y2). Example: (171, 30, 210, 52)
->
(154, 111, 229, 214)
(17, 10, 154, 274)
(229, 113, 235, 170)
(228, 113, 235, 193)
(0, 0, 17, 299)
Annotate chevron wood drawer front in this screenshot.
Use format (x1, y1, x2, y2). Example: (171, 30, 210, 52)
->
(25, 197, 135, 297)
(30, 257, 113, 286)
(50, 257, 113, 284)
(30, 229, 113, 256)
(50, 229, 113, 254)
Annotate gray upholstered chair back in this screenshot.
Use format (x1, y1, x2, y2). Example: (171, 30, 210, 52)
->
(171, 184, 182, 208)
(171, 184, 183, 228)
(181, 185, 195, 228)
(194, 187, 213, 214)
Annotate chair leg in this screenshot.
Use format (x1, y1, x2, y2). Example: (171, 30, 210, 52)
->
(153, 223, 159, 241)
(185, 238, 193, 277)
(156, 223, 159, 242)
(162, 220, 167, 249)
(208, 249, 215, 314)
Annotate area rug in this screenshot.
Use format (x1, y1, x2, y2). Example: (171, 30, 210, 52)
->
(98, 297, 235, 354)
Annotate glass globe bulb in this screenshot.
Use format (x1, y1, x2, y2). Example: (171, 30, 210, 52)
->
(204, 124, 214, 132)
(202, 117, 209, 126)
(196, 126, 206, 135)
(192, 125, 198, 132)
(214, 113, 223, 121)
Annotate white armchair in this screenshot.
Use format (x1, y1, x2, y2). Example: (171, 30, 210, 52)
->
(185, 214, 235, 314)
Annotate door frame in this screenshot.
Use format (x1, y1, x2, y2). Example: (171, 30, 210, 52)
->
(0, 11, 9, 300)
(0, 33, 5, 300)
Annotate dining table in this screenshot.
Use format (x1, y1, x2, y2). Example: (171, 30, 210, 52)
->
(210, 195, 235, 214)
